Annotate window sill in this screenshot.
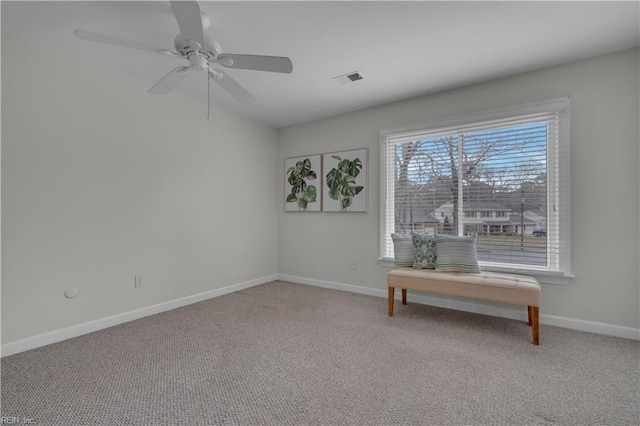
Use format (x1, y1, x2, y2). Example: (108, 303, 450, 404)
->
(378, 258, 573, 285)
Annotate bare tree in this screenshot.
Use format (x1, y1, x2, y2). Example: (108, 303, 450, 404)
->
(476, 164, 509, 195)
(393, 130, 545, 235)
(418, 134, 520, 231)
(395, 141, 423, 232)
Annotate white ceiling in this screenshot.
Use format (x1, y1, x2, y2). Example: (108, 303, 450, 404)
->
(2, 1, 639, 128)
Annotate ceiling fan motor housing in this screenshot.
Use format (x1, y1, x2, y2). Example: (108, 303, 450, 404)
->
(174, 34, 221, 61)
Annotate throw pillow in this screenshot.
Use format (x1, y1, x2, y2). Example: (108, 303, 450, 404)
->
(434, 234, 480, 272)
(391, 233, 414, 267)
(411, 232, 437, 269)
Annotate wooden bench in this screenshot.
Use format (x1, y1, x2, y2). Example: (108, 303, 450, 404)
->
(387, 267, 541, 345)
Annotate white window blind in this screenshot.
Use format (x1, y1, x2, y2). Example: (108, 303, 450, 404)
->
(380, 97, 571, 278)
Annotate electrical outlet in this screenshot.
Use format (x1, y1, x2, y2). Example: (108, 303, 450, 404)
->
(134, 275, 143, 288)
(350, 259, 357, 270)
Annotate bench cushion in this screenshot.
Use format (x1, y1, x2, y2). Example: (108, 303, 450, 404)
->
(387, 267, 540, 307)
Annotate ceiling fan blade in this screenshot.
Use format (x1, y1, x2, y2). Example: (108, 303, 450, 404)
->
(170, 1, 206, 48)
(209, 70, 256, 104)
(74, 30, 180, 57)
(149, 66, 192, 94)
(217, 54, 293, 74)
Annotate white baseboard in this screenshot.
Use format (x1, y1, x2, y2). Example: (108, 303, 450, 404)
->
(1, 274, 278, 357)
(4, 273, 637, 357)
(278, 274, 640, 341)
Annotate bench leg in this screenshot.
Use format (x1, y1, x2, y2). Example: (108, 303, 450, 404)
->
(530, 306, 540, 345)
(402, 288, 407, 305)
(388, 287, 394, 317)
(527, 306, 533, 326)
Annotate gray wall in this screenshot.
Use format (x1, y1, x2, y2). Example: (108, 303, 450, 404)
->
(1, 33, 279, 344)
(277, 48, 640, 330)
(2, 31, 638, 347)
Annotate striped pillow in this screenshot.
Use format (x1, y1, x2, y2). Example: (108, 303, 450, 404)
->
(391, 233, 414, 267)
(435, 235, 480, 272)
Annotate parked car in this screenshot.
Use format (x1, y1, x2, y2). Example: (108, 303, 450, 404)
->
(533, 230, 547, 237)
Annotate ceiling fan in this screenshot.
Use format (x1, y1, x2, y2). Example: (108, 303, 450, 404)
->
(74, 1, 293, 120)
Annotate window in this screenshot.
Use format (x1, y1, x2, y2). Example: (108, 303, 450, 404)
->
(380, 97, 571, 280)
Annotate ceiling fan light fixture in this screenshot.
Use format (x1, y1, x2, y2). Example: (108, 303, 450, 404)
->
(188, 53, 208, 71)
(219, 57, 234, 67)
(209, 69, 223, 79)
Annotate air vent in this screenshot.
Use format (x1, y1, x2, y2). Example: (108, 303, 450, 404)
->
(333, 71, 363, 85)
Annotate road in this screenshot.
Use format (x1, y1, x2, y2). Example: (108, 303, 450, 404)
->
(476, 243, 548, 266)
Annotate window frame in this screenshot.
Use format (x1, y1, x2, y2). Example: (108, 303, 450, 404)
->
(379, 97, 572, 285)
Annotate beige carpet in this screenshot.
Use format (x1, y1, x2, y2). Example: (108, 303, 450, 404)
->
(2, 281, 639, 425)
